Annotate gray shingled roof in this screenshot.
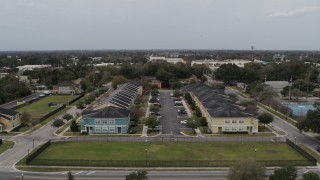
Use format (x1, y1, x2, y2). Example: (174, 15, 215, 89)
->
(83, 106, 130, 118)
(0, 107, 18, 120)
(183, 83, 253, 118)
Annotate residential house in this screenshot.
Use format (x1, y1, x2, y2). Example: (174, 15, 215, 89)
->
(80, 83, 138, 134)
(0, 107, 21, 132)
(81, 106, 130, 134)
(52, 81, 82, 95)
(182, 83, 258, 134)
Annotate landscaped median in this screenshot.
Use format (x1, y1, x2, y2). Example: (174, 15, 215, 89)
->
(19, 141, 314, 168)
(0, 141, 14, 154)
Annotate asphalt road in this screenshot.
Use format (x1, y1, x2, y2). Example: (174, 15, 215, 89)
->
(2, 169, 317, 180)
(226, 86, 320, 155)
(0, 92, 41, 109)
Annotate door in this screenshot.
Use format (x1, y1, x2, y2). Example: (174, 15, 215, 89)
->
(117, 127, 122, 134)
(218, 127, 222, 133)
(86, 127, 89, 133)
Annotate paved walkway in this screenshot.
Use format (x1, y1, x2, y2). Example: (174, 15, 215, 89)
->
(194, 128, 204, 137)
(141, 126, 148, 137)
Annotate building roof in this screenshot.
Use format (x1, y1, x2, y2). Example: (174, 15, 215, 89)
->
(55, 81, 79, 87)
(182, 83, 254, 118)
(83, 106, 130, 118)
(264, 81, 289, 92)
(94, 83, 138, 109)
(0, 107, 18, 120)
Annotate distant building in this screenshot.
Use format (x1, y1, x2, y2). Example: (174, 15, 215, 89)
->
(0, 73, 9, 79)
(191, 59, 262, 71)
(264, 81, 289, 94)
(52, 81, 82, 95)
(0, 107, 21, 132)
(273, 54, 287, 61)
(151, 80, 162, 89)
(148, 55, 186, 64)
(16, 65, 52, 71)
(93, 63, 115, 67)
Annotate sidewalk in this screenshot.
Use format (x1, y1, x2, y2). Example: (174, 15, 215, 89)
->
(141, 126, 148, 137)
(194, 128, 204, 137)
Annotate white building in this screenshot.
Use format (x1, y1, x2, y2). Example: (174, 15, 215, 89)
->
(191, 59, 263, 71)
(148, 55, 186, 64)
(93, 63, 115, 67)
(16, 65, 52, 71)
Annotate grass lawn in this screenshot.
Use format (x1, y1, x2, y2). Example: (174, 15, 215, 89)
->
(36, 142, 306, 161)
(17, 95, 78, 119)
(0, 141, 14, 154)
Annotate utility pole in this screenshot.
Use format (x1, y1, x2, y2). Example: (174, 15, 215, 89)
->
(289, 76, 292, 103)
(251, 46, 255, 62)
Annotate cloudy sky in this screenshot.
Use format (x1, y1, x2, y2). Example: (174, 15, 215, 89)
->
(0, 0, 319, 51)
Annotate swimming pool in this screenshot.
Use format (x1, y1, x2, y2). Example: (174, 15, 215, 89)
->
(287, 104, 315, 116)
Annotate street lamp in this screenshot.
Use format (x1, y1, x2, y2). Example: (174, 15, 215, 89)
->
(254, 149, 257, 161)
(21, 173, 24, 180)
(145, 148, 148, 166)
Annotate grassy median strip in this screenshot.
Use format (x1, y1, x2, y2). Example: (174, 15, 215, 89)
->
(0, 141, 14, 154)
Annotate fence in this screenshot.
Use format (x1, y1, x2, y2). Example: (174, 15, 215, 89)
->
(26, 140, 51, 165)
(286, 138, 317, 165)
(28, 159, 313, 167)
(68, 93, 85, 105)
(58, 135, 284, 143)
(39, 104, 66, 122)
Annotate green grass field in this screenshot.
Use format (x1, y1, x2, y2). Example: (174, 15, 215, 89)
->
(17, 95, 78, 119)
(36, 142, 306, 161)
(0, 141, 14, 154)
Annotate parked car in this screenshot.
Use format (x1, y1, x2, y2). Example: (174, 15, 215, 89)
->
(180, 120, 187, 124)
(174, 102, 183, 106)
(316, 146, 320, 152)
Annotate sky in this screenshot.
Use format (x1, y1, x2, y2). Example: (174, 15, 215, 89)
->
(0, 0, 319, 51)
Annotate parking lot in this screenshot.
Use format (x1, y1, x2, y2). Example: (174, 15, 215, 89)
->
(158, 90, 189, 135)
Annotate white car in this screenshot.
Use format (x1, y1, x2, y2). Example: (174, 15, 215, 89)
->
(180, 120, 187, 124)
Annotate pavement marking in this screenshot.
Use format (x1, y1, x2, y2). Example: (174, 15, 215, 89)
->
(75, 171, 84, 175)
(86, 171, 95, 175)
(61, 172, 68, 175)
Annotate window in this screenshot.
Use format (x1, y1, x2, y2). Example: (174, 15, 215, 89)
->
(224, 127, 230, 131)
(239, 120, 244, 124)
(239, 126, 244, 131)
(109, 126, 115, 132)
(232, 127, 237, 131)
(232, 120, 237, 124)
(225, 120, 230, 124)
(95, 126, 101, 132)
(102, 126, 108, 132)
(109, 119, 115, 124)
(101, 120, 108, 124)
(95, 120, 101, 124)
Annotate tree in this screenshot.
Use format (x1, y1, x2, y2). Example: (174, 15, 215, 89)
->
(20, 111, 32, 126)
(126, 170, 148, 180)
(257, 113, 273, 126)
(269, 166, 297, 180)
(146, 115, 158, 131)
(52, 119, 65, 128)
(215, 64, 241, 84)
(303, 171, 320, 180)
(112, 76, 129, 89)
(62, 114, 73, 121)
(228, 160, 265, 180)
(70, 120, 79, 132)
(297, 104, 320, 133)
(76, 100, 85, 109)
